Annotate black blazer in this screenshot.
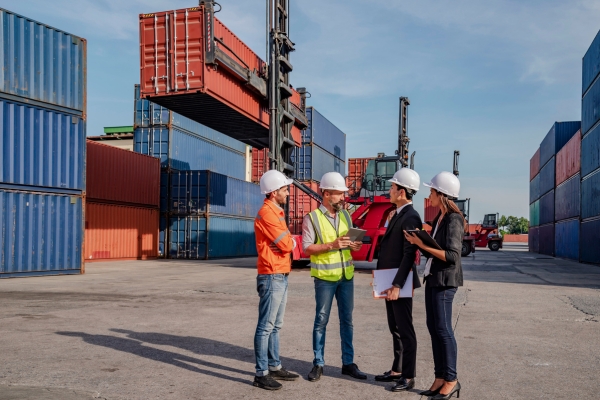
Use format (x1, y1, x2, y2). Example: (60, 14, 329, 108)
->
(376, 204, 423, 290)
(424, 212, 464, 288)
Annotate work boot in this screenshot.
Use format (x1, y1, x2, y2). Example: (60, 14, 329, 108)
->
(270, 367, 299, 381)
(342, 363, 367, 380)
(308, 365, 323, 382)
(253, 375, 282, 390)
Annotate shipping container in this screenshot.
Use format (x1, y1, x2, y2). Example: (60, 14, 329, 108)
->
(169, 170, 263, 217)
(540, 122, 581, 167)
(424, 198, 441, 225)
(555, 130, 580, 186)
(289, 180, 321, 222)
(85, 202, 159, 261)
(581, 123, 600, 178)
(529, 173, 540, 204)
(539, 157, 555, 197)
(134, 126, 246, 180)
(582, 79, 600, 135)
(301, 107, 346, 160)
(529, 200, 539, 227)
(0, 8, 86, 115)
(0, 97, 85, 192)
(168, 215, 257, 259)
(581, 168, 600, 219)
(292, 143, 345, 182)
(580, 217, 600, 264)
(347, 158, 374, 197)
(554, 218, 579, 261)
(528, 226, 539, 253)
(530, 148, 541, 181)
(554, 174, 580, 222)
(160, 171, 169, 213)
(0, 189, 83, 277)
(251, 148, 269, 184)
(159, 214, 168, 257)
(538, 223, 555, 256)
(539, 190, 555, 226)
(86, 140, 160, 206)
(583, 29, 600, 95)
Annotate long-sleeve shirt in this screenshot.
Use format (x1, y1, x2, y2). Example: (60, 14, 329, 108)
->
(254, 199, 295, 274)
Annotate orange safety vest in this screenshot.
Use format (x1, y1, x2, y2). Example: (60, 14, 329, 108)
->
(254, 199, 294, 274)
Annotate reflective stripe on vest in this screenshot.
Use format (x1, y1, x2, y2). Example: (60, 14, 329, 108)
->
(309, 208, 354, 282)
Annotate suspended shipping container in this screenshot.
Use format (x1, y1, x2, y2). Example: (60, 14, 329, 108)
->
(528, 226, 539, 253)
(301, 107, 346, 160)
(347, 157, 374, 197)
(583, 29, 600, 95)
(538, 223, 555, 256)
(0, 8, 86, 115)
(530, 148, 541, 181)
(539, 190, 555, 226)
(539, 122, 581, 167)
(555, 174, 580, 222)
(0, 97, 85, 193)
(554, 219, 579, 261)
(86, 140, 160, 206)
(169, 170, 263, 217)
(582, 79, 600, 135)
(539, 157, 555, 197)
(85, 202, 159, 261)
(133, 126, 246, 180)
(581, 123, 600, 177)
(168, 215, 257, 259)
(581, 168, 600, 219)
(529, 200, 539, 227)
(0, 189, 83, 277)
(529, 174, 540, 204)
(555, 130, 580, 186)
(292, 144, 345, 182)
(580, 217, 600, 264)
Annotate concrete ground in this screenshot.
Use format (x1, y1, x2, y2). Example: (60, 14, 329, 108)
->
(0, 244, 599, 400)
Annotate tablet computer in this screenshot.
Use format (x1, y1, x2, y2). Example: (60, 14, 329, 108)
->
(405, 229, 442, 250)
(346, 227, 367, 243)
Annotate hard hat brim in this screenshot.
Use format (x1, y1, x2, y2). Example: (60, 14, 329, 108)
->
(389, 178, 419, 191)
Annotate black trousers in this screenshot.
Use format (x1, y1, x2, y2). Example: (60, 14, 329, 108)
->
(385, 297, 417, 377)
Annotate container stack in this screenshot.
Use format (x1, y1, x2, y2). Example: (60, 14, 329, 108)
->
(85, 141, 161, 261)
(346, 158, 374, 197)
(0, 9, 86, 277)
(581, 31, 600, 264)
(528, 148, 541, 252)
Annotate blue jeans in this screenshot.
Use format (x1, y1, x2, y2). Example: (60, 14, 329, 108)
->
(425, 285, 458, 381)
(312, 276, 354, 366)
(254, 274, 288, 377)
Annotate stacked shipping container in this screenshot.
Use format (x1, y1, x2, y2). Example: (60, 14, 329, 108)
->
(0, 9, 86, 277)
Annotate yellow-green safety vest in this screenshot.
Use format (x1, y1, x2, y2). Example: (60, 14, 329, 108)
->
(308, 208, 354, 282)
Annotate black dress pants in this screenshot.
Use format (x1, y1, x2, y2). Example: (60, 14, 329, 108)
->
(385, 297, 417, 377)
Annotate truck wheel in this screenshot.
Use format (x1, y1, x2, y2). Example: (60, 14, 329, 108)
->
(461, 242, 471, 257)
(488, 241, 500, 251)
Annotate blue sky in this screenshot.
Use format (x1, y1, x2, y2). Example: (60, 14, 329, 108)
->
(9, 0, 600, 221)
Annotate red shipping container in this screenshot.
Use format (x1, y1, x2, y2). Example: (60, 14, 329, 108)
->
(424, 198, 440, 225)
(555, 130, 581, 186)
(289, 181, 321, 221)
(85, 202, 159, 261)
(251, 148, 269, 183)
(86, 140, 160, 207)
(347, 157, 374, 196)
(530, 148, 541, 181)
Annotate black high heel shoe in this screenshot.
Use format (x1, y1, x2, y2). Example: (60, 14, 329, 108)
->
(419, 386, 442, 396)
(433, 381, 461, 399)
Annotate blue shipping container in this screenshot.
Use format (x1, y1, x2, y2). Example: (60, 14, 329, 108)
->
(539, 223, 555, 257)
(0, 8, 86, 115)
(169, 170, 263, 217)
(582, 79, 600, 135)
(529, 226, 539, 253)
(529, 174, 540, 204)
(159, 214, 168, 257)
(583, 29, 600, 95)
(580, 218, 600, 264)
(540, 122, 581, 167)
(539, 157, 555, 197)
(539, 190, 555, 225)
(0, 189, 82, 276)
(581, 168, 600, 219)
(134, 127, 246, 180)
(292, 143, 345, 182)
(168, 215, 257, 259)
(555, 174, 580, 221)
(581, 122, 600, 178)
(554, 219, 579, 260)
(160, 172, 169, 213)
(301, 107, 346, 160)
(0, 97, 85, 192)
(133, 85, 246, 154)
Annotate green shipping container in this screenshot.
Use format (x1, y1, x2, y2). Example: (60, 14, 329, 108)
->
(529, 200, 540, 227)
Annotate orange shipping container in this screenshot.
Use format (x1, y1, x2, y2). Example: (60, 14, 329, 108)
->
(555, 130, 581, 186)
(251, 148, 269, 183)
(85, 202, 159, 261)
(347, 157, 374, 196)
(424, 198, 440, 225)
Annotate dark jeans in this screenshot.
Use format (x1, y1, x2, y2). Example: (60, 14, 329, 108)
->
(425, 285, 458, 381)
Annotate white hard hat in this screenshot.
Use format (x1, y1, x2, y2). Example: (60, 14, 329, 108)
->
(423, 171, 460, 198)
(259, 170, 293, 194)
(319, 172, 349, 191)
(388, 168, 420, 192)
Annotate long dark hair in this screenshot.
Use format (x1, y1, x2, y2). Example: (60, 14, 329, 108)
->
(438, 192, 468, 231)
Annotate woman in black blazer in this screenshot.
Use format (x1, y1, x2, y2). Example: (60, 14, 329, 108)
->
(404, 172, 465, 400)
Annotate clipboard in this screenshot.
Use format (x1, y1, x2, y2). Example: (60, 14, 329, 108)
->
(346, 227, 367, 243)
(372, 269, 413, 298)
(406, 229, 442, 250)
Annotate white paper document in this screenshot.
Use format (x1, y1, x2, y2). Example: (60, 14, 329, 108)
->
(372, 269, 413, 298)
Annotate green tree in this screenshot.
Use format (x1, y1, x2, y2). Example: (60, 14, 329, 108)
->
(499, 215, 529, 234)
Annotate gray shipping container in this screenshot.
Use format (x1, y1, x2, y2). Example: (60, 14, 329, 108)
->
(301, 107, 346, 160)
(583, 29, 600, 96)
(539, 157, 555, 197)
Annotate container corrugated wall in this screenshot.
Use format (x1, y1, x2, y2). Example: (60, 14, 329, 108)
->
(302, 107, 346, 160)
(0, 189, 83, 276)
(555, 130, 580, 186)
(540, 122, 581, 167)
(539, 157, 555, 196)
(529, 174, 540, 204)
(555, 174, 580, 221)
(582, 79, 600, 135)
(347, 158, 374, 197)
(86, 140, 160, 206)
(530, 148, 541, 181)
(289, 180, 321, 234)
(580, 218, 600, 264)
(529, 200, 539, 227)
(539, 224, 555, 256)
(528, 226, 539, 253)
(292, 144, 345, 182)
(583, 30, 600, 95)
(0, 8, 86, 115)
(554, 219, 579, 260)
(0, 97, 85, 192)
(581, 124, 600, 177)
(581, 169, 600, 219)
(539, 190, 555, 225)
(85, 202, 159, 261)
(251, 148, 269, 184)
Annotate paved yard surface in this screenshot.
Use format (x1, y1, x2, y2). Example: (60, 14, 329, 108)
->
(1, 244, 599, 399)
